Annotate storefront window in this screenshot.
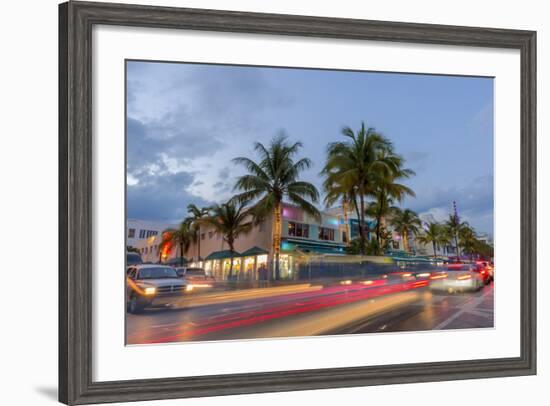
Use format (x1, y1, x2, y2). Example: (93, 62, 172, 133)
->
(243, 257, 256, 280)
(222, 257, 241, 279)
(278, 254, 294, 279)
(212, 260, 221, 279)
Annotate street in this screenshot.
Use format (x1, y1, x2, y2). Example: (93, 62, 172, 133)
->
(126, 278, 494, 345)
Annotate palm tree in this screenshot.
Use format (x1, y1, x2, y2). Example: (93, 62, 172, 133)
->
(368, 149, 415, 247)
(445, 213, 467, 257)
(459, 225, 479, 261)
(187, 204, 210, 262)
(233, 134, 320, 280)
(202, 201, 254, 279)
(364, 198, 398, 253)
(390, 208, 422, 252)
(158, 221, 194, 266)
(322, 123, 413, 254)
(417, 222, 446, 259)
(157, 232, 171, 263)
(323, 179, 357, 246)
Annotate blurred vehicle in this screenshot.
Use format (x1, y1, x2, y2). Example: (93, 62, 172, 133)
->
(414, 270, 432, 280)
(429, 263, 484, 293)
(175, 267, 215, 291)
(474, 261, 492, 285)
(126, 265, 187, 314)
(476, 260, 494, 282)
(126, 251, 143, 267)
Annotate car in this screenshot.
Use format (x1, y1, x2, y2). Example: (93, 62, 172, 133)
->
(174, 267, 215, 291)
(476, 260, 494, 282)
(126, 251, 143, 267)
(474, 261, 492, 284)
(429, 263, 485, 293)
(126, 265, 187, 314)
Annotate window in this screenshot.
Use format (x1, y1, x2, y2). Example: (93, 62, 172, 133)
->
(201, 233, 205, 240)
(342, 231, 348, 243)
(216, 232, 221, 240)
(128, 228, 136, 238)
(288, 222, 309, 238)
(208, 231, 213, 239)
(318, 227, 335, 241)
(139, 229, 146, 239)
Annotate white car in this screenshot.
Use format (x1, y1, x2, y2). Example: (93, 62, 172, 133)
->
(126, 265, 187, 313)
(429, 264, 484, 293)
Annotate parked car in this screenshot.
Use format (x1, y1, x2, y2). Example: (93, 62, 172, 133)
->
(429, 263, 484, 293)
(126, 265, 187, 314)
(174, 267, 215, 291)
(126, 251, 143, 266)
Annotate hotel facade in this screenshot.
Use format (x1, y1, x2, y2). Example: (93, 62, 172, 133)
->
(131, 204, 476, 280)
(133, 203, 351, 281)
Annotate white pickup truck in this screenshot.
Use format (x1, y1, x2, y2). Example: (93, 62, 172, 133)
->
(126, 265, 187, 314)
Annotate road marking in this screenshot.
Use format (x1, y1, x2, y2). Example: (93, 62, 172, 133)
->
(433, 287, 494, 330)
(466, 309, 494, 319)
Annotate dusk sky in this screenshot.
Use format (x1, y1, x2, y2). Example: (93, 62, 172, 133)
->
(126, 61, 494, 236)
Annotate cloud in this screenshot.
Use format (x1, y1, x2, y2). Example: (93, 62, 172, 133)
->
(127, 170, 212, 222)
(125, 61, 493, 234)
(409, 175, 494, 235)
(126, 62, 294, 220)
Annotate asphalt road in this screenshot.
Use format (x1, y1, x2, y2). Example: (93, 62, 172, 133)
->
(126, 280, 494, 345)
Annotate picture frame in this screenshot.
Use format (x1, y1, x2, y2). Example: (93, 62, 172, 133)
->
(59, 1, 536, 404)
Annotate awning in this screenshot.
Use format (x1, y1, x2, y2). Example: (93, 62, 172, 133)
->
(282, 239, 345, 255)
(391, 256, 434, 263)
(204, 250, 241, 261)
(239, 246, 269, 257)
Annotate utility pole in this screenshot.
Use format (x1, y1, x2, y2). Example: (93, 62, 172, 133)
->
(453, 200, 459, 222)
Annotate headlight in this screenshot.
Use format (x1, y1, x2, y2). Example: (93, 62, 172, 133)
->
(144, 287, 156, 295)
(186, 285, 194, 292)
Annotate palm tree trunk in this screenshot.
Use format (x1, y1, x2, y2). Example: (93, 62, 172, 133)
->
(376, 192, 384, 249)
(353, 195, 364, 252)
(433, 241, 437, 259)
(273, 201, 282, 280)
(359, 193, 366, 255)
(197, 226, 201, 263)
(227, 239, 235, 279)
(402, 231, 409, 252)
(342, 198, 350, 246)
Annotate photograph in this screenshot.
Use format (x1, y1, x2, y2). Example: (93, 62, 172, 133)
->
(124, 61, 495, 345)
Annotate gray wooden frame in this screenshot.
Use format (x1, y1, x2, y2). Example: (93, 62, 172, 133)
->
(59, 1, 537, 404)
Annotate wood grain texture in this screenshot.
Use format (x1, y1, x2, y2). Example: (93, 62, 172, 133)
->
(58, 1, 537, 404)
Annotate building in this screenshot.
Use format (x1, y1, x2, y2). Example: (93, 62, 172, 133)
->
(133, 203, 347, 281)
(126, 219, 175, 249)
(325, 206, 405, 251)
